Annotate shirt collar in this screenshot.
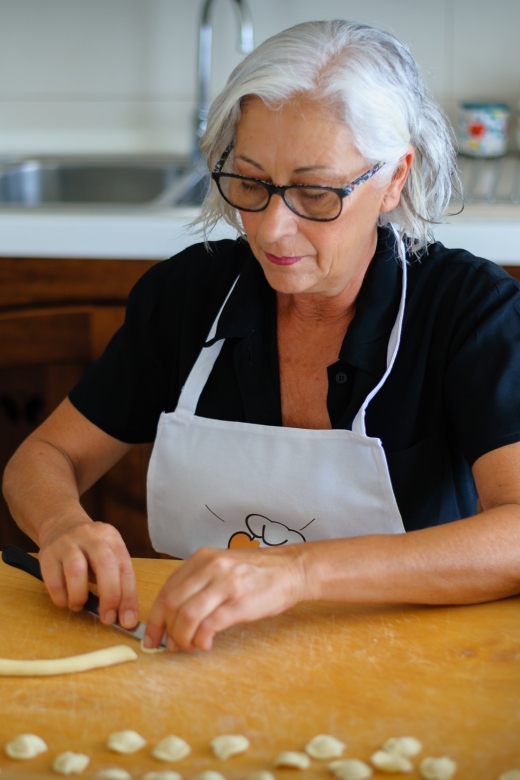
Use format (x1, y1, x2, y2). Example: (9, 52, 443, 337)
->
(208, 238, 271, 344)
(209, 227, 404, 377)
(339, 226, 403, 375)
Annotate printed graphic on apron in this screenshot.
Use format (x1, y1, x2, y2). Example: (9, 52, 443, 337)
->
(206, 505, 313, 549)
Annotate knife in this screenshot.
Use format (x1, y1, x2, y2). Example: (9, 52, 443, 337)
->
(1, 544, 166, 648)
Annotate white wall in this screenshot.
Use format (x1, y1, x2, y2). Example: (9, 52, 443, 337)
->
(0, 0, 519, 155)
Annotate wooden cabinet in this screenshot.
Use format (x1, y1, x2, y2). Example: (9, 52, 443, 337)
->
(503, 266, 520, 282)
(0, 256, 157, 555)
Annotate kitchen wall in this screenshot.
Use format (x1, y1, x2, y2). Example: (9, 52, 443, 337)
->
(0, 0, 519, 156)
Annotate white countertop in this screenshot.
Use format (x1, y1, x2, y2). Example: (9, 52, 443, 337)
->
(0, 203, 519, 264)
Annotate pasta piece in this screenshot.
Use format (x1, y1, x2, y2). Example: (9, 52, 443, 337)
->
(499, 772, 520, 780)
(246, 772, 275, 780)
(370, 750, 413, 773)
(5, 733, 48, 759)
(151, 735, 190, 762)
(273, 751, 311, 769)
(96, 769, 132, 780)
(140, 639, 166, 654)
(383, 737, 422, 757)
(142, 773, 182, 780)
(107, 730, 147, 754)
(191, 773, 226, 780)
(210, 735, 249, 760)
(306, 735, 345, 759)
(419, 757, 457, 780)
(329, 758, 373, 779)
(53, 751, 90, 775)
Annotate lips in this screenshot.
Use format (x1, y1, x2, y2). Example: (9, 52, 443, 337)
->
(264, 252, 302, 266)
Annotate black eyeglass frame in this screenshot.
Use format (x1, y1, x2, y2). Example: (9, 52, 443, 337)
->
(211, 143, 386, 223)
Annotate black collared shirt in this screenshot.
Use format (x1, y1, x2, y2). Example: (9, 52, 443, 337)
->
(69, 227, 520, 532)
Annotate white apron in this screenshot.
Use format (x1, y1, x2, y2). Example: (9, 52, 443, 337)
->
(147, 238, 408, 558)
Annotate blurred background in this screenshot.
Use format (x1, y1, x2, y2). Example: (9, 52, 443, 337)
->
(0, 0, 519, 157)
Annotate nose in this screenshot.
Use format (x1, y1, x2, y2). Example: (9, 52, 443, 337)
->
(256, 193, 300, 243)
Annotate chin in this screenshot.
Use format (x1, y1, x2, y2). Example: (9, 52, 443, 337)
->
(262, 267, 320, 296)
(256, 253, 313, 288)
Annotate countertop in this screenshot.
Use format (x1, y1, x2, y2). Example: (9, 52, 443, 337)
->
(0, 557, 519, 779)
(0, 203, 519, 264)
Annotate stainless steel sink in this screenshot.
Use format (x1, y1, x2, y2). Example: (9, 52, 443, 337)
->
(0, 156, 208, 209)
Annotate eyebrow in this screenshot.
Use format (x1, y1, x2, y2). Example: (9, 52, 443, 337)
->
(235, 154, 338, 175)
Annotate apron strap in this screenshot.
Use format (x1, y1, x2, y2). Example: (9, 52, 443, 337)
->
(351, 227, 408, 436)
(176, 277, 240, 415)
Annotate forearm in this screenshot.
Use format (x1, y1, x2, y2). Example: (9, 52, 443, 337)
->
(2, 437, 92, 547)
(297, 506, 520, 605)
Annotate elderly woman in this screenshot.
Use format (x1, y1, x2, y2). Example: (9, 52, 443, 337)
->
(4, 20, 520, 653)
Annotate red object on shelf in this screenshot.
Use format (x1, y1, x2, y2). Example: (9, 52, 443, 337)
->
(469, 122, 486, 137)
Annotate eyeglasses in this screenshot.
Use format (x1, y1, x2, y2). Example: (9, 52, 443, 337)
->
(211, 143, 385, 222)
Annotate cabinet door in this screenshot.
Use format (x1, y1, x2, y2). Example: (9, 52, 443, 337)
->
(0, 300, 156, 556)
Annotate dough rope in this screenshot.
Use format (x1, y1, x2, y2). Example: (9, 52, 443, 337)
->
(0, 645, 137, 676)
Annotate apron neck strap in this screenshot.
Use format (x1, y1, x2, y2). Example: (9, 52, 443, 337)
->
(351, 228, 408, 436)
(176, 276, 240, 415)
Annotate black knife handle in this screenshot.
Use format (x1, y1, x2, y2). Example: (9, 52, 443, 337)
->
(2, 544, 100, 617)
(2, 544, 42, 580)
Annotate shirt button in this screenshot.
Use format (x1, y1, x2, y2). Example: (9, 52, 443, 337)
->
(335, 372, 347, 384)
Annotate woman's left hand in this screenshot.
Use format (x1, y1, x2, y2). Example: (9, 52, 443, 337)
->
(143, 545, 307, 652)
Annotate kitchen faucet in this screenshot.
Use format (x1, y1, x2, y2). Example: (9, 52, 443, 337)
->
(193, 0, 254, 162)
(150, 0, 253, 208)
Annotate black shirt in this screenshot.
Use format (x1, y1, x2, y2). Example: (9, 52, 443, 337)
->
(69, 227, 520, 532)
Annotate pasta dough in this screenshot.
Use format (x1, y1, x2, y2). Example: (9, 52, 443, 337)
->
(52, 751, 90, 775)
(305, 734, 345, 759)
(419, 757, 457, 780)
(273, 751, 311, 769)
(96, 770, 132, 780)
(0, 645, 137, 676)
(383, 737, 422, 757)
(106, 730, 147, 754)
(329, 758, 373, 779)
(370, 750, 413, 773)
(5, 733, 48, 759)
(152, 735, 191, 761)
(210, 734, 249, 760)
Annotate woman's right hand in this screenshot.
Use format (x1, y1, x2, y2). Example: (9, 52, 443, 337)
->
(2, 398, 138, 629)
(38, 514, 139, 629)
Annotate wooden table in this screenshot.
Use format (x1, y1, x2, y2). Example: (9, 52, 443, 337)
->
(0, 557, 518, 779)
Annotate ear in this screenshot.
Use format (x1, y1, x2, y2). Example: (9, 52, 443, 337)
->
(380, 146, 415, 213)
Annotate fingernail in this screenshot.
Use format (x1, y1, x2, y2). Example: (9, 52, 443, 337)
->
(143, 635, 153, 648)
(167, 636, 178, 652)
(105, 609, 117, 624)
(122, 610, 137, 628)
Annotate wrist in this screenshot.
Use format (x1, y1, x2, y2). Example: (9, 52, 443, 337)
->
(37, 506, 93, 549)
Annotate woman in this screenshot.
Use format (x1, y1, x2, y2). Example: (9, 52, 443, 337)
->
(4, 20, 520, 653)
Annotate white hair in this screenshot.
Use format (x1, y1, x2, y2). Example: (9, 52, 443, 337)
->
(194, 19, 460, 256)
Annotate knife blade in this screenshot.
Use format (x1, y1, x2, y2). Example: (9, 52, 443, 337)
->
(1, 544, 166, 648)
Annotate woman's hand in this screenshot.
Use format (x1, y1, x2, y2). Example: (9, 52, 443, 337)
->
(143, 545, 307, 652)
(2, 399, 138, 630)
(38, 514, 139, 629)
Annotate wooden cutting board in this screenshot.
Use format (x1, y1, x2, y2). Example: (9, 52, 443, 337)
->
(0, 557, 518, 779)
